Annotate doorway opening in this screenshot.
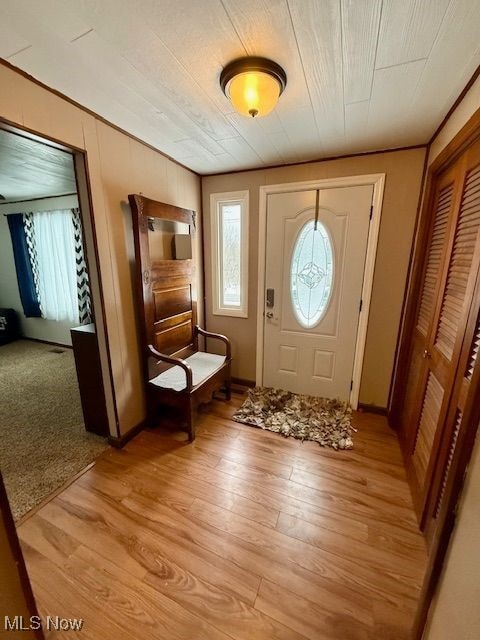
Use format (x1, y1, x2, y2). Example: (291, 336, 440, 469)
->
(0, 124, 115, 521)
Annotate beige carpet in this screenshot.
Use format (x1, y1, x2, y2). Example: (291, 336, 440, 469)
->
(0, 340, 108, 520)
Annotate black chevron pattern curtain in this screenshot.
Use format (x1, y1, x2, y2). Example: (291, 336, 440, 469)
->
(23, 212, 43, 316)
(71, 208, 92, 325)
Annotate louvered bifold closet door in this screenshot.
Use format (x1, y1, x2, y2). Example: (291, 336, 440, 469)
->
(421, 145, 480, 540)
(408, 140, 480, 522)
(424, 282, 480, 542)
(400, 168, 457, 457)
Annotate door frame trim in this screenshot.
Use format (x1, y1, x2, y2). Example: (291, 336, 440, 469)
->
(0, 116, 119, 437)
(256, 173, 385, 407)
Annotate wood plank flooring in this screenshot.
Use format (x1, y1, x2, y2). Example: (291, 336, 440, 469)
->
(17, 391, 427, 640)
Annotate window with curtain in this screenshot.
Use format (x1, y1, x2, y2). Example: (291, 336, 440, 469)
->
(32, 209, 79, 323)
(7, 207, 92, 325)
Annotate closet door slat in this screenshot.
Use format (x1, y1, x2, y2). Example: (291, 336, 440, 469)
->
(465, 311, 480, 379)
(434, 409, 462, 518)
(435, 164, 480, 360)
(416, 183, 454, 336)
(412, 372, 444, 488)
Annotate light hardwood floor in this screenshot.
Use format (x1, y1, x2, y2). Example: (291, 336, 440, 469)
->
(18, 391, 427, 639)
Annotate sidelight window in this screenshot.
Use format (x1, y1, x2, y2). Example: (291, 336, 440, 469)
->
(210, 190, 249, 317)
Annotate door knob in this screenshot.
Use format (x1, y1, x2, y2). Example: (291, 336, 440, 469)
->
(423, 349, 431, 359)
(266, 311, 274, 319)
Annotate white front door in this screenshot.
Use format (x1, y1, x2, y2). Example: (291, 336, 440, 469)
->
(263, 185, 374, 401)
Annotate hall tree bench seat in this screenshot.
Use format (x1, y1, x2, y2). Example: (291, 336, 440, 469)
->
(147, 326, 231, 441)
(149, 349, 227, 392)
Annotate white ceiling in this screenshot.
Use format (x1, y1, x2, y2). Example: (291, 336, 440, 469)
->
(0, 130, 76, 202)
(1, 0, 479, 175)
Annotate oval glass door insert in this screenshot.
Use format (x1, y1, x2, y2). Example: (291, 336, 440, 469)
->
(290, 220, 334, 328)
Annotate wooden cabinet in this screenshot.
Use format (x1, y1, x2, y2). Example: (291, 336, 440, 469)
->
(393, 135, 480, 541)
(70, 323, 109, 437)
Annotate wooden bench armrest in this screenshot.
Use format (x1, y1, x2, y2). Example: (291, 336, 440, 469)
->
(148, 344, 193, 391)
(195, 325, 231, 360)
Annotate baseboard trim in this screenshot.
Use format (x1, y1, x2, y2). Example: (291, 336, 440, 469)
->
(357, 402, 388, 416)
(107, 420, 145, 448)
(231, 376, 256, 388)
(23, 336, 73, 349)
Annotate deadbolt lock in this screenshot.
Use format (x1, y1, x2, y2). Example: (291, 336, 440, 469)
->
(266, 288, 275, 308)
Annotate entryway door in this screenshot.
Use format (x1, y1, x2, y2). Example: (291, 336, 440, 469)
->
(263, 185, 374, 401)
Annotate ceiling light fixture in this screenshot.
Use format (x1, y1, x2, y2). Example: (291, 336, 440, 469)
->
(220, 57, 287, 118)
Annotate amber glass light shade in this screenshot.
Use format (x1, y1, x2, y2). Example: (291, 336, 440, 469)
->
(228, 71, 281, 118)
(220, 57, 287, 118)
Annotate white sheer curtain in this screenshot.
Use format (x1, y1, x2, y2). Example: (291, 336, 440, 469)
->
(32, 209, 79, 323)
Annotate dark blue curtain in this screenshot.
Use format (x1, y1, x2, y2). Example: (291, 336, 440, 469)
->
(6, 214, 41, 317)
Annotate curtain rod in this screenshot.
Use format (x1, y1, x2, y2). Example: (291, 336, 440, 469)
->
(0, 192, 77, 206)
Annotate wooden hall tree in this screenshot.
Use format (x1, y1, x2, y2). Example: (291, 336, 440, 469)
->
(391, 130, 480, 544)
(129, 194, 232, 441)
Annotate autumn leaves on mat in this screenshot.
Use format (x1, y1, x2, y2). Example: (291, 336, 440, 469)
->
(233, 387, 354, 450)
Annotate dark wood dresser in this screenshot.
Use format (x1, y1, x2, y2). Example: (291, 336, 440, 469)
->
(70, 323, 109, 436)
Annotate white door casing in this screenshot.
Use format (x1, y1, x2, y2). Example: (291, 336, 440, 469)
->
(257, 175, 385, 407)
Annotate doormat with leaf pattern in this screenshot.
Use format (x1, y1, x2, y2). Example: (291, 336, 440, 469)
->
(233, 387, 354, 450)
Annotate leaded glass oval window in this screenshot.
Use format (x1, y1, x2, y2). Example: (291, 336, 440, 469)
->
(290, 220, 334, 328)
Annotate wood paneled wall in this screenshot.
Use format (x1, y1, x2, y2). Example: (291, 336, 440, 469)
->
(202, 147, 426, 408)
(0, 63, 202, 436)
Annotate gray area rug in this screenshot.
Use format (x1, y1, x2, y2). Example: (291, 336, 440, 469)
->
(233, 386, 355, 450)
(0, 340, 108, 520)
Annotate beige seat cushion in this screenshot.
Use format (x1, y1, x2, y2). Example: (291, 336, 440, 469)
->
(149, 352, 226, 392)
